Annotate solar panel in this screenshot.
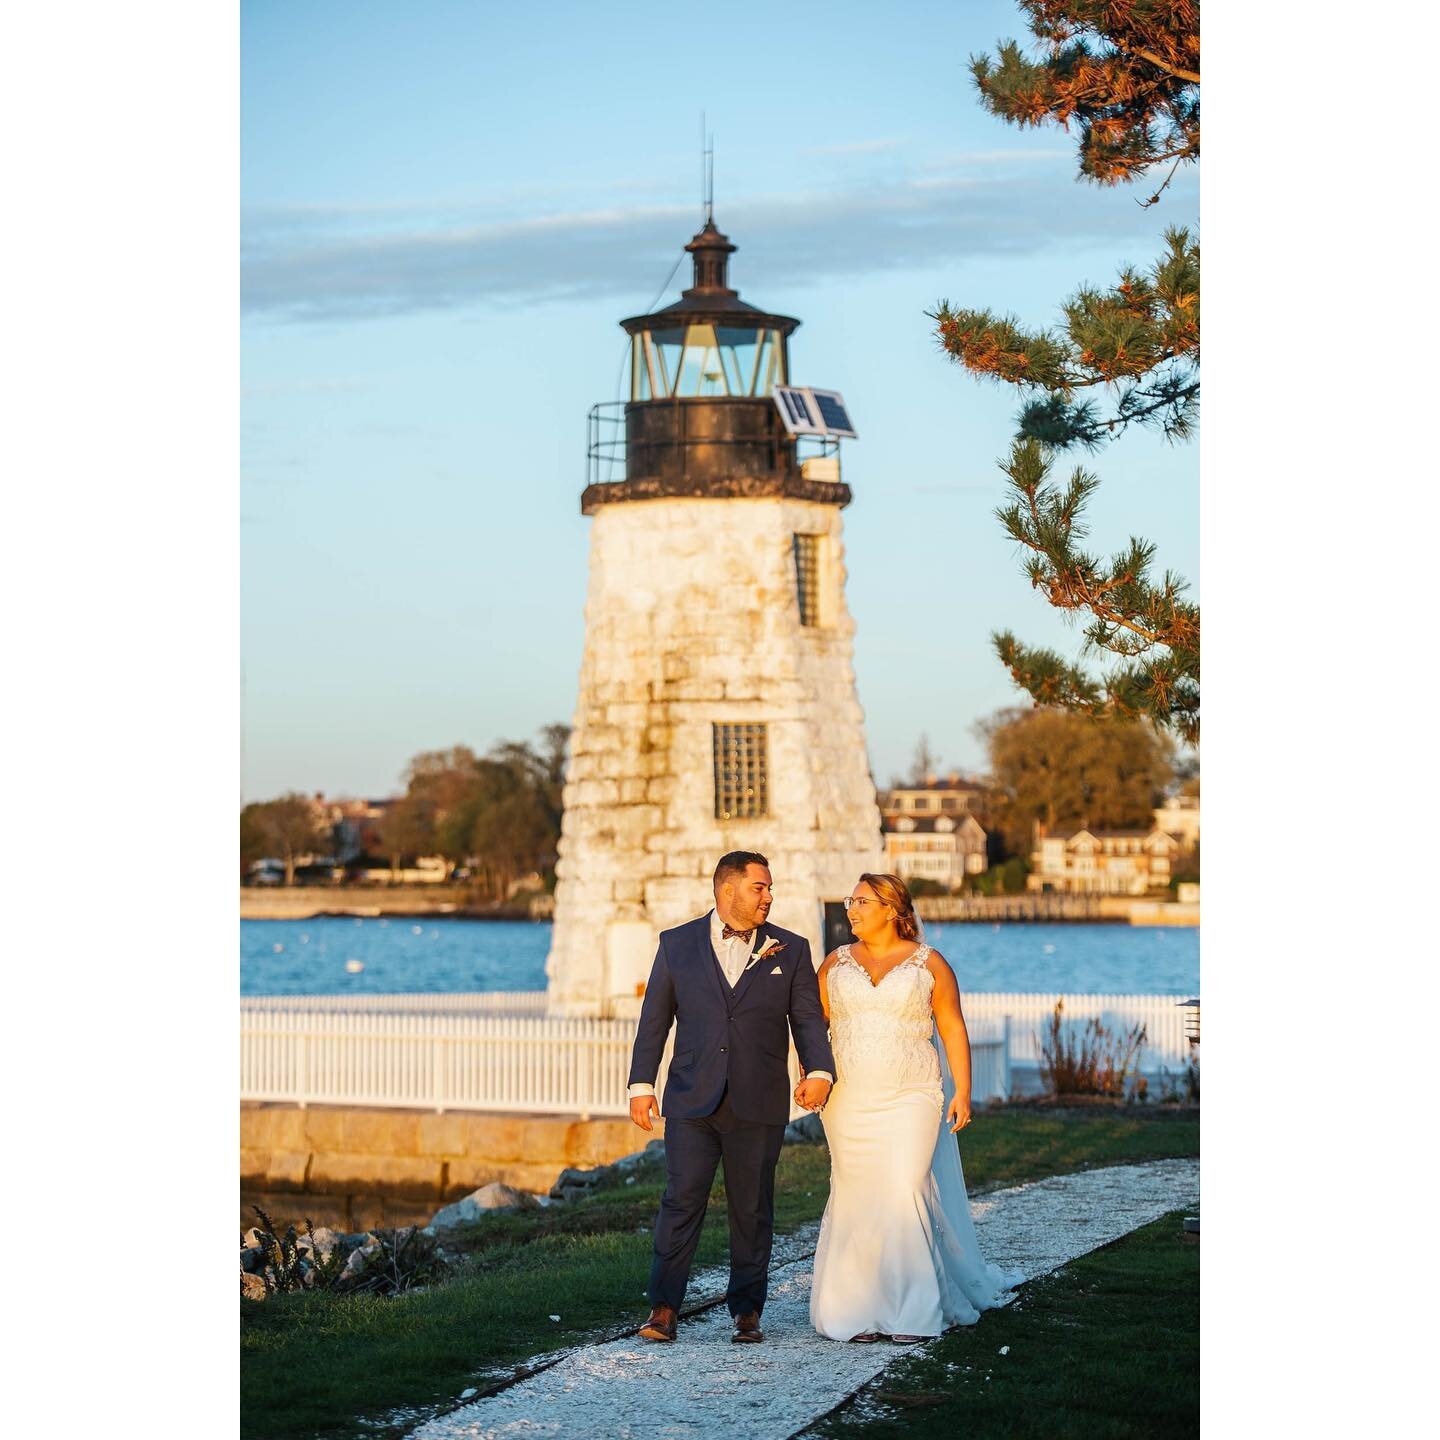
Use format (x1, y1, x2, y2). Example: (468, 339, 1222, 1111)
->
(774, 386, 822, 433)
(809, 389, 857, 438)
(772, 385, 857, 439)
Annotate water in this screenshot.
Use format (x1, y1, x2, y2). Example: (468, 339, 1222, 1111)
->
(923, 922, 1197, 995)
(240, 918, 1197, 997)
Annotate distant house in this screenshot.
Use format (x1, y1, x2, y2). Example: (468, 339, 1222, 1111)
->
(1027, 824, 1179, 895)
(311, 794, 398, 864)
(883, 812, 988, 891)
(1153, 793, 1200, 849)
(881, 773, 992, 820)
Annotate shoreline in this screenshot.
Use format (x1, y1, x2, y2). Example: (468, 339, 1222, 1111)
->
(240, 885, 553, 922)
(241, 887, 1197, 927)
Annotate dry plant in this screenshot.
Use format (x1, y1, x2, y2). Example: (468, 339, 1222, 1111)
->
(1037, 999, 1148, 1098)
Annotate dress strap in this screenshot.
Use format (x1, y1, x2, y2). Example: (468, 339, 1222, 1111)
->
(910, 942, 931, 965)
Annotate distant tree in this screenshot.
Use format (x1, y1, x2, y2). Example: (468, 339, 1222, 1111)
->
(469, 788, 554, 900)
(932, 0, 1200, 742)
(240, 803, 269, 877)
(392, 728, 570, 900)
(243, 793, 327, 886)
(909, 734, 941, 785)
(978, 706, 1173, 854)
(375, 795, 435, 882)
(969, 856, 1031, 896)
(906, 876, 948, 898)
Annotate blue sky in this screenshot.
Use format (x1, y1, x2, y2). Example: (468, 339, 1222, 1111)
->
(241, 0, 1198, 802)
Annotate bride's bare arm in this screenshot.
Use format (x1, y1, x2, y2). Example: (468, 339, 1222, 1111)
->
(927, 950, 974, 1131)
(793, 952, 840, 1104)
(816, 950, 838, 1024)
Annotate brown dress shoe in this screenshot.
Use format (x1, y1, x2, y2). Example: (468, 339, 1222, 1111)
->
(638, 1304, 677, 1343)
(732, 1311, 765, 1343)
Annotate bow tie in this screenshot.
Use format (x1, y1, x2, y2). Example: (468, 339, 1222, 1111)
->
(721, 924, 755, 943)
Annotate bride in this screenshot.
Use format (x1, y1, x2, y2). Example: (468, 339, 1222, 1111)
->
(806, 872, 1016, 1342)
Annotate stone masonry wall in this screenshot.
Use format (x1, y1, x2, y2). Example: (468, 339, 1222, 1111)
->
(241, 1101, 649, 1231)
(547, 494, 884, 1016)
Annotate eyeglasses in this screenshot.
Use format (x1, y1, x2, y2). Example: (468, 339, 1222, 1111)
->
(842, 896, 886, 910)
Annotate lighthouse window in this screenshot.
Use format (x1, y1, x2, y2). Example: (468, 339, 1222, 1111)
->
(628, 324, 788, 399)
(713, 723, 769, 820)
(793, 534, 822, 627)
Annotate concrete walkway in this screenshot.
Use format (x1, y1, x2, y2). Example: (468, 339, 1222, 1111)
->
(405, 1158, 1199, 1440)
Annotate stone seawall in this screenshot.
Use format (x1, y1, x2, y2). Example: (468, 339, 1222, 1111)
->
(241, 1102, 655, 1232)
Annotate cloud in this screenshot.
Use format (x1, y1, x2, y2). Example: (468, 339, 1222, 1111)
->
(242, 168, 1198, 325)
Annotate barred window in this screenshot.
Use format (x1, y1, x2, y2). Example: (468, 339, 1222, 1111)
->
(713, 723, 768, 819)
(792, 533, 821, 627)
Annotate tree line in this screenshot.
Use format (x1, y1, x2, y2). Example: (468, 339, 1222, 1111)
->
(240, 725, 569, 899)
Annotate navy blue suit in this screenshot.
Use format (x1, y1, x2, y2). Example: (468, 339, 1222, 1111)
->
(628, 914, 836, 1316)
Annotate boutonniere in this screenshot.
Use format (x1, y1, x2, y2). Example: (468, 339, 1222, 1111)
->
(745, 937, 786, 972)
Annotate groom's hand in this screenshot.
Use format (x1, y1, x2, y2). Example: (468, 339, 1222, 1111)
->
(630, 1094, 661, 1132)
(794, 1076, 832, 1112)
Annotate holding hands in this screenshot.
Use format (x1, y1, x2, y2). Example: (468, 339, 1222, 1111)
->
(793, 1075, 832, 1112)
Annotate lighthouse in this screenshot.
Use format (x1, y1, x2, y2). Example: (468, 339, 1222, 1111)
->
(545, 216, 884, 1018)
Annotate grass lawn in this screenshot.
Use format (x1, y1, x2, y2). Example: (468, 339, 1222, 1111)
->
(802, 1208, 1200, 1440)
(241, 1105, 1198, 1440)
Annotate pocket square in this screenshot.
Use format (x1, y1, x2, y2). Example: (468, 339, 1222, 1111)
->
(770, 965, 783, 974)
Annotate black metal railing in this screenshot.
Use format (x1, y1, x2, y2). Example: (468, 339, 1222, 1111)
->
(586, 400, 840, 489)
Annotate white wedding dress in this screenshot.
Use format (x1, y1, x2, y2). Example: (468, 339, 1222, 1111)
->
(810, 943, 1018, 1340)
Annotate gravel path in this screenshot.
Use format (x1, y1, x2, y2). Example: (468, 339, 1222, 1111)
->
(404, 1158, 1199, 1440)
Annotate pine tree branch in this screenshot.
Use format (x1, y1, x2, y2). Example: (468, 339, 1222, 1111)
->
(1108, 42, 1200, 85)
(1137, 142, 1200, 206)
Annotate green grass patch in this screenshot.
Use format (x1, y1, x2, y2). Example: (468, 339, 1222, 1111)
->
(803, 1209, 1199, 1440)
(241, 1107, 1198, 1440)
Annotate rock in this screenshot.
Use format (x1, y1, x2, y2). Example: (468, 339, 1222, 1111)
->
(548, 1166, 604, 1199)
(784, 1112, 825, 1143)
(612, 1147, 650, 1170)
(241, 1273, 268, 1302)
(428, 1183, 541, 1231)
(239, 1245, 268, 1275)
(297, 1226, 342, 1263)
(338, 1235, 384, 1284)
(645, 1138, 666, 1156)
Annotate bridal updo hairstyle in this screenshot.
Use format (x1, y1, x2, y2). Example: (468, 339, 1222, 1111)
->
(858, 872, 921, 940)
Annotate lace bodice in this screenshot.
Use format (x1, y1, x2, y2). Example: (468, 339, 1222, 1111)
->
(827, 943, 941, 1091)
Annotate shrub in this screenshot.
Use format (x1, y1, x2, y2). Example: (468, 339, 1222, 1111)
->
(905, 876, 948, 897)
(1038, 1000, 1148, 1098)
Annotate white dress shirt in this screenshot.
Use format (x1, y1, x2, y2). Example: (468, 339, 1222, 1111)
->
(629, 909, 832, 1098)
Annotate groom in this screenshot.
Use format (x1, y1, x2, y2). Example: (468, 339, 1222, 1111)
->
(627, 851, 835, 1344)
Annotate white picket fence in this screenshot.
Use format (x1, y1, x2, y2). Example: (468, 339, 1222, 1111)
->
(238, 994, 1185, 1116)
(242, 1010, 643, 1117)
(961, 993, 1193, 1071)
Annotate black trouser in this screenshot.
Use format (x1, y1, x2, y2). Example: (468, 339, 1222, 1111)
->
(648, 1091, 787, 1317)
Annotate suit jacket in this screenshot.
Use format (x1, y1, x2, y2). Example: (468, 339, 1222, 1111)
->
(627, 915, 836, 1125)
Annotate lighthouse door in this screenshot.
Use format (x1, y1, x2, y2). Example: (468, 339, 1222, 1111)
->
(822, 902, 851, 957)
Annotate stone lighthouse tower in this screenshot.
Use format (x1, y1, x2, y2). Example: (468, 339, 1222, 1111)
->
(545, 216, 884, 1018)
